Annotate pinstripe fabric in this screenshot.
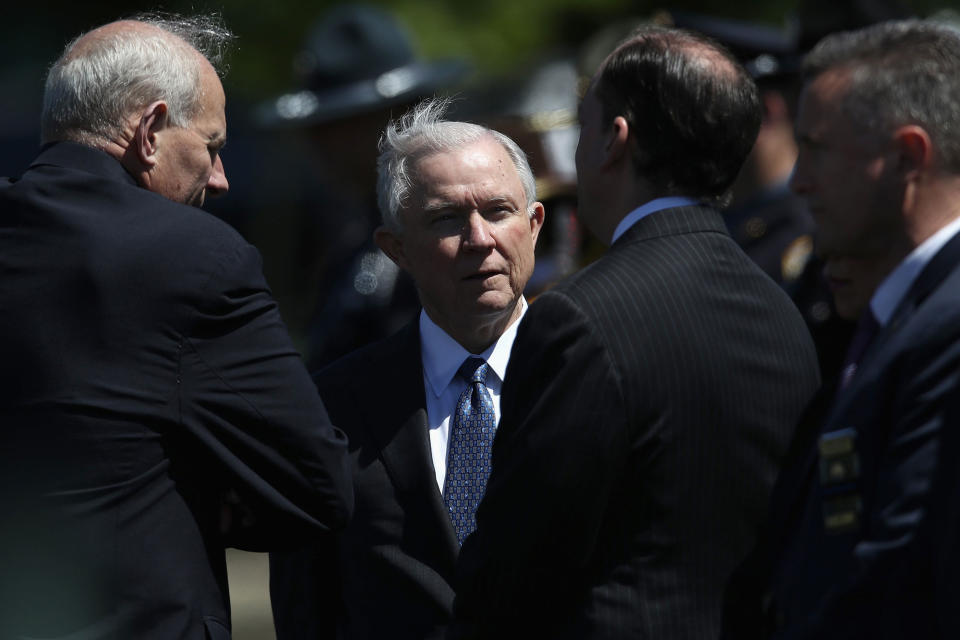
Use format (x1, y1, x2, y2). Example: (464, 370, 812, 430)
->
(452, 205, 821, 639)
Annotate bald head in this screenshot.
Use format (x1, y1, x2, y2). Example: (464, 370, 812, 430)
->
(41, 14, 233, 147)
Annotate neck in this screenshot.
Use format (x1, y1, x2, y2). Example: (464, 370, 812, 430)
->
(905, 177, 960, 248)
(431, 302, 523, 355)
(590, 180, 656, 245)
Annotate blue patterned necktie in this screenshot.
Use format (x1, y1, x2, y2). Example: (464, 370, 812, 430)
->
(443, 357, 496, 545)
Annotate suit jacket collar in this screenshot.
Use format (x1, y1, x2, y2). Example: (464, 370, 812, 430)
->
(362, 320, 460, 563)
(610, 203, 730, 250)
(28, 141, 138, 188)
(887, 226, 960, 332)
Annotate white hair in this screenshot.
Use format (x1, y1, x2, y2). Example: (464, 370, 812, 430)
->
(376, 97, 538, 230)
(40, 13, 234, 146)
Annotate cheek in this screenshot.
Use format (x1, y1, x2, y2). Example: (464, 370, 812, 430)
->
(409, 238, 458, 273)
(505, 231, 536, 273)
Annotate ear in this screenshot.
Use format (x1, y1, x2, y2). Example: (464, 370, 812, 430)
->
(893, 125, 933, 177)
(132, 101, 169, 168)
(374, 225, 407, 270)
(601, 115, 630, 169)
(528, 202, 545, 247)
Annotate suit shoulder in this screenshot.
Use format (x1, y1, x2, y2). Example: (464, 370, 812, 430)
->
(313, 324, 419, 394)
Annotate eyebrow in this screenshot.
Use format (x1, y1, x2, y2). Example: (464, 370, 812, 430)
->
(422, 195, 519, 213)
(422, 200, 459, 213)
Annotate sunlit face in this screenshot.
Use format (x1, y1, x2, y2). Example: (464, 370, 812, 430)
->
(791, 69, 905, 318)
(379, 136, 544, 337)
(151, 60, 229, 207)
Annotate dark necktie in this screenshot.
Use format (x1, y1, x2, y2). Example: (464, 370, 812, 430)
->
(443, 357, 496, 545)
(839, 308, 880, 390)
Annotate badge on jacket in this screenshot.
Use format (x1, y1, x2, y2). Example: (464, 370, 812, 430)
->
(818, 427, 861, 533)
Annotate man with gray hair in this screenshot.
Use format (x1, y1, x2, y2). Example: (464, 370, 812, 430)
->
(270, 98, 544, 639)
(0, 15, 352, 639)
(722, 19, 960, 639)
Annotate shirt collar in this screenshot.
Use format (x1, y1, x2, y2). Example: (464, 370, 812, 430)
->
(870, 214, 960, 326)
(611, 196, 700, 244)
(420, 297, 528, 398)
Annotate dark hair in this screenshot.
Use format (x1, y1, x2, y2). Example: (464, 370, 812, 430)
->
(594, 25, 761, 206)
(802, 19, 960, 172)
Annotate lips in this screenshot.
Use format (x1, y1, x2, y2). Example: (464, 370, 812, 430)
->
(463, 268, 504, 281)
(464, 271, 502, 282)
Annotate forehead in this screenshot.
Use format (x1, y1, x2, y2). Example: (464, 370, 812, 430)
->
(798, 70, 852, 128)
(195, 60, 226, 125)
(411, 136, 524, 200)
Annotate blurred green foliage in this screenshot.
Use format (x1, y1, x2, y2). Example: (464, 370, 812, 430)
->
(1, 0, 953, 135)
(4, 0, 953, 107)
(0, 0, 802, 105)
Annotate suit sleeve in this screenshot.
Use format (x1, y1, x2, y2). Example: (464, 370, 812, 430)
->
(178, 241, 353, 550)
(776, 330, 960, 640)
(270, 541, 339, 640)
(451, 291, 628, 637)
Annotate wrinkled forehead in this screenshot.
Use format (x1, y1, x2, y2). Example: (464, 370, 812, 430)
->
(406, 139, 525, 209)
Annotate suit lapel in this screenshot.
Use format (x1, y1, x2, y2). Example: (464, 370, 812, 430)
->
(364, 322, 460, 564)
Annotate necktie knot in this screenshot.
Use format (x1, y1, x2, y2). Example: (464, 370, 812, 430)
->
(458, 357, 488, 385)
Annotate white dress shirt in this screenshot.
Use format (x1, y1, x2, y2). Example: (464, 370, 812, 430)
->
(420, 298, 527, 492)
(869, 214, 960, 327)
(610, 196, 700, 244)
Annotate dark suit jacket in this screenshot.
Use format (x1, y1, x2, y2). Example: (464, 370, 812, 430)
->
(721, 229, 960, 640)
(0, 142, 352, 640)
(271, 320, 460, 639)
(450, 205, 821, 639)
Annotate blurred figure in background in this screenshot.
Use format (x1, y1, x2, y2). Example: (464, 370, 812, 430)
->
(255, 3, 469, 368)
(271, 99, 543, 640)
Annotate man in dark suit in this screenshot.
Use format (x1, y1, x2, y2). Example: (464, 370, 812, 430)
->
(720, 20, 960, 639)
(0, 15, 352, 640)
(269, 99, 544, 639)
(449, 25, 821, 640)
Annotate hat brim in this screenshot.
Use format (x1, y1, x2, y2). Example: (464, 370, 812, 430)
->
(256, 59, 470, 128)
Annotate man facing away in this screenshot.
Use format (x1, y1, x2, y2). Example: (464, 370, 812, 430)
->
(0, 15, 352, 639)
(721, 20, 960, 640)
(450, 25, 821, 639)
(269, 98, 543, 639)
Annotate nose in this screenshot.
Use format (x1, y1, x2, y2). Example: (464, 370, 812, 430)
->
(206, 154, 229, 198)
(463, 212, 495, 250)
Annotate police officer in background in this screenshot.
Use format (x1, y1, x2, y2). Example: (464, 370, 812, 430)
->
(255, 3, 469, 368)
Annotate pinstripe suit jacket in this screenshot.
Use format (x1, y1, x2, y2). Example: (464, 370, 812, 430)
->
(451, 205, 821, 639)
